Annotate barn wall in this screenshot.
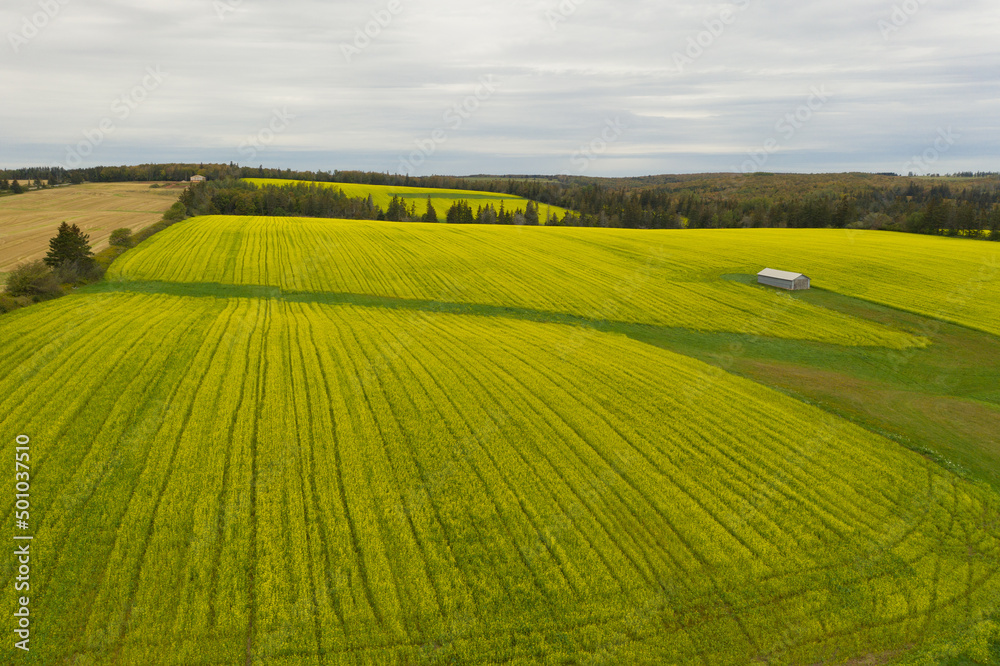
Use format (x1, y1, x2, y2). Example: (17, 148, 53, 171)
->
(758, 276, 793, 290)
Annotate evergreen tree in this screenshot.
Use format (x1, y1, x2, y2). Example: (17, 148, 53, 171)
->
(833, 196, 855, 228)
(477, 204, 497, 224)
(386, 195, 408, 221)
(422, 197, 438, 223)
(497, 200, 513, 225)
(10, 181, 24, 194)
(0, 178, 9, 191)
(524, 201, 540, 226)
(924, 197, 951, 235)
(445, 200, 475, 224)
(44, 222, 94, 268)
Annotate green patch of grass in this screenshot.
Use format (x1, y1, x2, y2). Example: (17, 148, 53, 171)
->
(612, 284, 1000, 494)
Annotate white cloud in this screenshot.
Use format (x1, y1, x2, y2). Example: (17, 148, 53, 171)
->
(0, 0, 997, 175)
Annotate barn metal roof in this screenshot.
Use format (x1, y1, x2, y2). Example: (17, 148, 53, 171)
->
(758, 268, 807, 281)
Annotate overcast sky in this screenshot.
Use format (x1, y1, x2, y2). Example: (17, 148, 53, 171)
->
(1, 0, 997, 176)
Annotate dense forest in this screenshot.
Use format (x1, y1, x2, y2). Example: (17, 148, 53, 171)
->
(2, 164, 998, 237)
(179, 180, 381, 220)
(176, 180, 543, 226)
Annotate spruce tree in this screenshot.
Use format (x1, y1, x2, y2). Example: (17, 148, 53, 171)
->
(477, 204, 497, 224)
(422, 197, 438, 223)
(386, 195, 407, 221)
(524, 201, 540, 225)
(460, 201, 475, 224)
(445, 200, 474, 224)
(44, 222, 94, 268)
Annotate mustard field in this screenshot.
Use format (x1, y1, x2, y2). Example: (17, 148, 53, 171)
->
(108, 217, 927, 349)
(243, 178, 571, 223)
(3, 217, 999, 663)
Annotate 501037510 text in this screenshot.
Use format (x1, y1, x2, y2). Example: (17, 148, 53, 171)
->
(13, 434, 33, 653)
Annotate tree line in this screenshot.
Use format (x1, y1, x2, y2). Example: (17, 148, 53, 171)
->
(178, 181, 547, 226)
(380, 196, 542, 225)
(0, 177, 47, 195)
(179, 180, 381, 219)
(442, 200, 540, 225)
(3, 163, 998, 238)
(296, 170, 1000, 237)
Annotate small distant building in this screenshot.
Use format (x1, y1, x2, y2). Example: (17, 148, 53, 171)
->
(190, 175, 207, 183)
(757, 268, 811, 290)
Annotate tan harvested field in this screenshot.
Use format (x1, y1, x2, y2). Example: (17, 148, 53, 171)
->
(0, 182, 184, 275)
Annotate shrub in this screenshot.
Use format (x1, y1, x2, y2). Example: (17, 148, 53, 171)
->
(133, 221, 169, 245)
(93, 246, 127, 271)
(163, 201, 187, 222)
(0, 294, 31, 314)
(847, 213, 894, 231)
(109, 228, 134, 248)
(54, 259, 105, 286)
(4, 260, 61, 300)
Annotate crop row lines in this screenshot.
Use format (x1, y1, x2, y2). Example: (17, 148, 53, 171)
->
(0, 295, 198, 601)
(111, 298, 248, 663)
(53, 298, 218, 648)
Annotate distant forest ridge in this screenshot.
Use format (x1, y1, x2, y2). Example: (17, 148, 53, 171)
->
(2, 164, 998, 236)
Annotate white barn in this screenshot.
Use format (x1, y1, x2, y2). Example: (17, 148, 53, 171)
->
(190, 175, 207, 183)
(757, 268, 810, 291)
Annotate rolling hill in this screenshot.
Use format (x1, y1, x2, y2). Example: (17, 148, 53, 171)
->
(243, 178, 571, 224)
(107, 217, 924, 349)
(2, 215, 999, 663)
